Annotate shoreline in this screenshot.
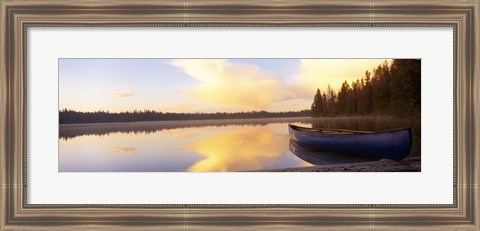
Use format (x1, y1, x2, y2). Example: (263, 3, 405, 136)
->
(59, 116, 315, 139)
(59, 115, 409, 127)
(59, 116, 313, 127)
(257, 156, 421, 172)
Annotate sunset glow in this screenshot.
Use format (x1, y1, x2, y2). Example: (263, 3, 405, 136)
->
(185, 126, 287, 172)
(59, 59, 391, 113)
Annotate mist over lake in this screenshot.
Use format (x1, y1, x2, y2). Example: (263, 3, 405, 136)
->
(59, 116, 420, 172)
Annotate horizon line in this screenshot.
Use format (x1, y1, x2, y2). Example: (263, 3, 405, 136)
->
(59, 109, 311, 114)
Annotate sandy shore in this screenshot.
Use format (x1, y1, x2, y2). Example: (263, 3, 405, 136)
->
(259, 156, 421, 172)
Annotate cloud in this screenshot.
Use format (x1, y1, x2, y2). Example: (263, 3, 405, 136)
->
(169, 59, 293, 110)
(293, 59, 390, 94)
(109, 147, 137, 155)
(161, 103, 201, 113)
(168, 59, 390, 111)
(109, 90, 135, 97)
(185, 127, 286, 172)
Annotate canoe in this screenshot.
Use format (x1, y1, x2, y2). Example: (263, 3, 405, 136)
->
(289, 139, 379, 166)
(288, 124, 412, 160)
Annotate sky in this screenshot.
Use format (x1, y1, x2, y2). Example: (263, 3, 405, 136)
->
(59, 59, 391, 113)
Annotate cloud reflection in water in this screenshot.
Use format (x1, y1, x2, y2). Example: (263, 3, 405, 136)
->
(185, 126, 288, 172)
(109, 147, 138, 155)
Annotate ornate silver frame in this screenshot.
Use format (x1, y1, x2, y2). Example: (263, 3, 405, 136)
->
(1, 0, 478, 230)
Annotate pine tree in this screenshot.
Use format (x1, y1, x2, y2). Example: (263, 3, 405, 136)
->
(311, 88, 323, 117)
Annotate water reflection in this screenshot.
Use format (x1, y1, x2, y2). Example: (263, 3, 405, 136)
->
(289, 139, 378, 165)
(59, 129, 203, 172)
(185, 127, 287, 172)
(59, 117, 421, 172)
(59, 117, 316, 140)
(109, 147, 138, 155)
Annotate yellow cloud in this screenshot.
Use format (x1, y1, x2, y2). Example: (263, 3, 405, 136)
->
(161, 103, 201, 113)
(160, 128, 197, 138)
(185, 127, 287, 172)
(109, 90, 135, 97)
(169, 59, 391, 112)
(109, 147, 137, 155)
(170, 59, 292, 110)
(293, 59, 391, 94)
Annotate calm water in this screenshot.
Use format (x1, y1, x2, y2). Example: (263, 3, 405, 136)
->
(59, 117, 420, 172)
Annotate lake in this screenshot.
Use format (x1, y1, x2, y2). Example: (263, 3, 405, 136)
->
(59, 116, 420, 172)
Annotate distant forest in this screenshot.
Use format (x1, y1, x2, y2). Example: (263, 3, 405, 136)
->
(60, 59, 420, 124)
(311, 59, 421, 117)
(59, 109, 310, 124)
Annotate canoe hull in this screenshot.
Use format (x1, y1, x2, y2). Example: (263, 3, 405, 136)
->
(288, 125, 412, 160)
(289, 139, 380, 165)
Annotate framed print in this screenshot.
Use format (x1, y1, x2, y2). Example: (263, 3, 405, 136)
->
(1, 0, 478, 230)
(57, 58, 420, 173)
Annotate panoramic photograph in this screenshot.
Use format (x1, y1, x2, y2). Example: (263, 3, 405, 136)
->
(59, 58, 421, 172)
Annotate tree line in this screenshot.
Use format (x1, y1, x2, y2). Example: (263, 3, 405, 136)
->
(60, 59, 419, 124)
(59, 109, 311, 124)
(311, 59, 421, 117)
